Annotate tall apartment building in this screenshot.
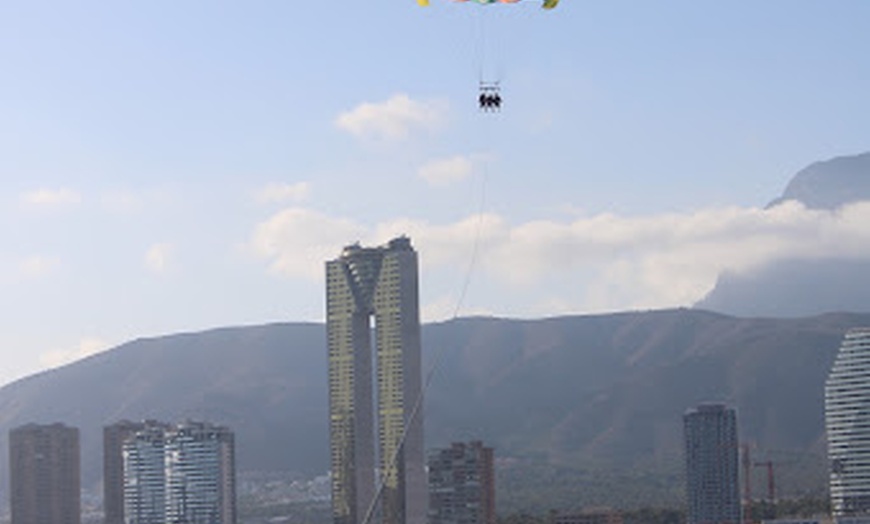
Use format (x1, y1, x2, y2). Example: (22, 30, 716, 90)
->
(427, 441, 495, 524)
(106, 420, 236, 524)
(326, 237, 426, 524)
(104, 420, 171, 524)
(684, 403, 741, 524)
(164, 421, 236, 524)
(827, 328, 870, 518)
(9, 422, 81, 524)
(123, 423, 171, 524)
(550, 510, 623, 524)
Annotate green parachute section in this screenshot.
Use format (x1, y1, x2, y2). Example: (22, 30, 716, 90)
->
(417, 0, 559, 8)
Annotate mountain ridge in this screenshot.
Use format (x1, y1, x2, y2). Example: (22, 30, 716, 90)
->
(698, 150, 870, 317)
(0, 309, 858, 510)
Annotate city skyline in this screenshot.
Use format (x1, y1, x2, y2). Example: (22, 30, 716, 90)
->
(0, 309, 852, 515)
(0, 310, 855, 520)
(3, 1, 870, 387)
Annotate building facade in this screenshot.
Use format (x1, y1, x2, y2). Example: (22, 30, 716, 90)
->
(9, 422, 81, 524)
(427, 441, 495, 524)
(104, 420, 170, 524)
(123, 423, 170, 524)
(827, 328, 870, 518)
(684, 403, 741, 524)
(110, 420, 236, 524)
(326, 237, 426, 524)
(550, 510, 623, 524)
(164, 422, 236, 524)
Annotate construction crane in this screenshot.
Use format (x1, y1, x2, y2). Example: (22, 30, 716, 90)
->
(754, 460, 776, 503)
(741, 444, 780, 524)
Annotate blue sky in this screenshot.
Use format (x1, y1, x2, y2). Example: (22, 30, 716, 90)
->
(2, 1, 870, 385)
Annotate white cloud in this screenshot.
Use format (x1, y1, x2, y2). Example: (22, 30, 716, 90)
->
(20, 188, 81, 208)
(39, 337, 111, 370)
(145, 243, 173, 273)
(418, 155, 475, 187)
(335, 94, 448, 141)
(18, 255, 60, 278)
(249, 208, 366, 279)
(255, 182, 311, 205)
(421, 294, 495, 323)
(248, 201, 870, 313)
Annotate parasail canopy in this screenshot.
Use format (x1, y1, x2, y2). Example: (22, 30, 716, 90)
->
(417, 0, 559, 8)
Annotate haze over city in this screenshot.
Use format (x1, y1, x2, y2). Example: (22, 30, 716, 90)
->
(2, 0, 870, 390)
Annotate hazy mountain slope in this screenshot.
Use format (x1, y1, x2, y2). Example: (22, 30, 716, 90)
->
(767, 152, 870, 209)
(697, 259, 870, 317)
(0, 310, 864, 508)
(698, 151, 870, 317)
(428, 310, 850, 461)
(0, 323, 328, 490)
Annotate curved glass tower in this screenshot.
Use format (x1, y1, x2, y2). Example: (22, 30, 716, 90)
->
(826, 328, 870, 517)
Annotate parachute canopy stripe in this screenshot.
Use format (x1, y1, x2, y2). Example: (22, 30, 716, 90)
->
(417, 0, 558, 7)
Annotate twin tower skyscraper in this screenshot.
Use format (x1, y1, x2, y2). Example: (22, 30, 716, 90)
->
(326, 237, 427, 524)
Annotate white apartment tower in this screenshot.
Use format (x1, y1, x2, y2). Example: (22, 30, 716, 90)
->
(326, 237, 426, 524)
(165, 422, 236, 524)
(123, 424, 168, 524)
(826, 328, 870, 518)
(121, 421, 236, 524)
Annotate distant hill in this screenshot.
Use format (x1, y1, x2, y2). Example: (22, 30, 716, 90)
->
(766, 152, 870, 209)
(698, 151, 870, 317)
(0, 310, 863, 511)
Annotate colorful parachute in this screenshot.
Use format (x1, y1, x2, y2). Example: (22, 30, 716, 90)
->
(417, 0, 559, 8)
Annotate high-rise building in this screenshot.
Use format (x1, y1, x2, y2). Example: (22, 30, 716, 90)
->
(550, 510, 623, 524)
(9, 422, 81, 524)
(123, 423, 171, 524)
(109, 420, 236, 524)
(104, 420, 170, 524)
(427, 441, 495, 524)
(684, 403, 741, 524)
(826, 328, 870, 518)
(164, 421, 237, 524)
(326, 237, 426, 524)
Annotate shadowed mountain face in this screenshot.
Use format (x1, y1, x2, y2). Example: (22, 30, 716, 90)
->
(0, 310, 863, 509)
(697, 259, 870, 318)
(767, 152, 870, 210)
(0, 323, 329, 493)
(698, 151, 870, 317)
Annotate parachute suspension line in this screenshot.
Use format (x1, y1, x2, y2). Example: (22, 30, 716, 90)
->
(476, 10, 504, 112)
(475, 7, 488, 85)
(453, 160, 488, 318)
(492, 8, 507, 86)
(360, 160, 490, 524)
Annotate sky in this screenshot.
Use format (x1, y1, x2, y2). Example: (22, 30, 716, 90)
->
(2, 1, 870, 386)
